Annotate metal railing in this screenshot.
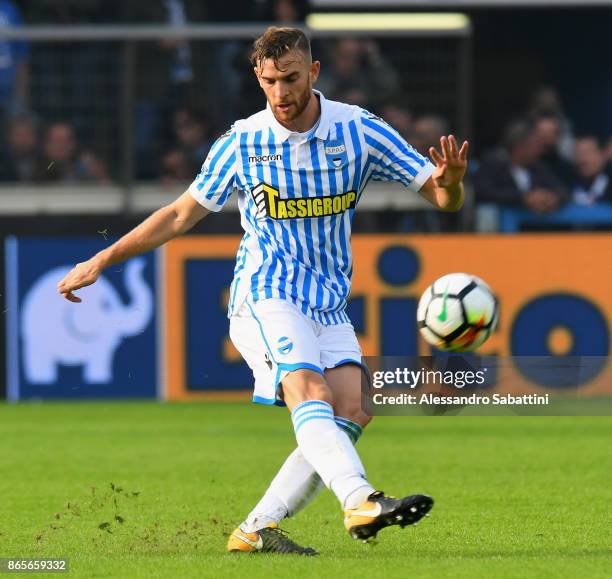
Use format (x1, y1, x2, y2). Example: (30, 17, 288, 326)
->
(0, 24, 472, 224)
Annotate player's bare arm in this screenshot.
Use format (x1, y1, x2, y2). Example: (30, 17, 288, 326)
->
(57, 191, 209, 303)
(420, 134, 469, 212)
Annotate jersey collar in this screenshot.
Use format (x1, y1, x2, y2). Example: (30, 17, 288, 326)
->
(266, 89, 331, 142)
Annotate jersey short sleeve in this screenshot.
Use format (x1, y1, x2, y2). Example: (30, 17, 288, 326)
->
(188, 128, 238, 212)
(360, 111, 435, 193)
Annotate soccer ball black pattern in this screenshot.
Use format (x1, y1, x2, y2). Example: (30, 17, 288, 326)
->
(417, 273, 499, 352)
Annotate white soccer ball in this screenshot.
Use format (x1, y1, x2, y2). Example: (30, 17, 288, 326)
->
(417, 273, 499, 352)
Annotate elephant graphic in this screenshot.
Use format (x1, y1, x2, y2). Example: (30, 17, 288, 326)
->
(21, 258, 154, 384)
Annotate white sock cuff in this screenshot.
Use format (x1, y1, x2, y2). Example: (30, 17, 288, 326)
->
(291, 400, 334, 434)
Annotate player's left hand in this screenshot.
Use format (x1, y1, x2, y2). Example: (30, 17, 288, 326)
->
(429, 135, 469, 189)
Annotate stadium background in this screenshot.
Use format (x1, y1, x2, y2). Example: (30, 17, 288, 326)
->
(1, 3, 611, 578)
(1, 0, 610, 401)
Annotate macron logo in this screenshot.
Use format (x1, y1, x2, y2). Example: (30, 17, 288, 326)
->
(248, 154, 283, 164)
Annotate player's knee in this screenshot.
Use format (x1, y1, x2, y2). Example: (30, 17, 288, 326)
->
(282, 369, 333, 406)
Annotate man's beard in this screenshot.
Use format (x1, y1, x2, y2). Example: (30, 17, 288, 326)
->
(270, 82, 314, 128)
(286, 87, 311, 121)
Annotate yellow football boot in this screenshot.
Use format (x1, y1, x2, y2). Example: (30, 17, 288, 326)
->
(227, 522, 318, 555)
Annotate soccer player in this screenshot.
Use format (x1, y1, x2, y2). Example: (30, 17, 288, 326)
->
(57, 27, 468, 555)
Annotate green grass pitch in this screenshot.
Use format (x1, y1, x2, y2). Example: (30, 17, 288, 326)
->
(1, 402, 611, 578)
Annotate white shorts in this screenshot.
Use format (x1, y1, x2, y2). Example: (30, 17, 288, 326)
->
(229, 298, 363, 406)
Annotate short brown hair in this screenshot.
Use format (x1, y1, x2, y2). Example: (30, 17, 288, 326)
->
(250, 27, 311, 69)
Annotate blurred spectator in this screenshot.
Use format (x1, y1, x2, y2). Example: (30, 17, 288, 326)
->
(411, 115, 450, 157)
(0, 113, 41, 181)
(528, 85, 574, 160)
(203, 2, 257, 21)
(572, 136, 612, 206)
(203, 0, 310, 21)
(40, 122, 108, 183)
(26, 0, 121, 161)
(171, 107, 213, 175)
(122, 1, 207, 179)
(257, 0, 310, 22)
(0, 0, 29, 117)
(606, 135, 612, 164)
(410, 114, 456, 233)
(316, 39, 399, 108)
(379, 100, 413, 140)
(24, 0, 120, 23)
(473, 119, 567, 214)
(534, 114, 574, 188)
(273, 0, 302, 21)
(160, 149, 191, 188)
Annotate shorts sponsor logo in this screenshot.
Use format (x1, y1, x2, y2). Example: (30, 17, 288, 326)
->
(251, 182, 357, 220)
(277, 336, 293, 356)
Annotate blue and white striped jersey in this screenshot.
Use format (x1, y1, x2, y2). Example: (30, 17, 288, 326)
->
(189, 91, 435, 325)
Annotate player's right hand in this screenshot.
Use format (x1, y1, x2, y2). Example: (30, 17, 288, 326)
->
(57, 258, 103, 303)
(429, 135, 469, 190)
